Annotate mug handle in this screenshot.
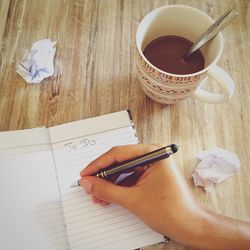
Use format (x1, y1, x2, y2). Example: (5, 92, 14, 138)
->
(192, 65, 235, 103)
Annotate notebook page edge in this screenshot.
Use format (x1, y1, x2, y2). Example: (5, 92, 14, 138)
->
(48, 110, 131, 144)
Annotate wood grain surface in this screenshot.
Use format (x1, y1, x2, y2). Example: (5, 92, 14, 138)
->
(0, 0, 249, 249)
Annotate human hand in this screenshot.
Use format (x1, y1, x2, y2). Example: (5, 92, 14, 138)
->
(79, 144, 203, 244)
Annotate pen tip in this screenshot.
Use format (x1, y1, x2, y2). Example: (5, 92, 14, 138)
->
(70, 180, 80, 188)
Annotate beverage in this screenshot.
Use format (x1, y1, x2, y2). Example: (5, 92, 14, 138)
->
(143, 35, 205, 75)
(136, 5, 234, 104)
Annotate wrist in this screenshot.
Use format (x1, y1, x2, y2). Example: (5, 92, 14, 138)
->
(182, 207, 212, 249)
(175, 206, 228, 250)
(160, 203, 206, 248)
(182, 207, 250, 250)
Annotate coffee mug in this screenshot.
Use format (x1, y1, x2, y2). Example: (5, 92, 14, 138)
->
(136, 5, 235, 104)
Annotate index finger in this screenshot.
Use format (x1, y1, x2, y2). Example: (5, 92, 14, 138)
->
(80, 144, 160, 177)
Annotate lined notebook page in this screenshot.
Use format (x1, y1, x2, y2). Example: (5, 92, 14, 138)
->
(49, 111, 163, 250)
(0, 128, 69, 250)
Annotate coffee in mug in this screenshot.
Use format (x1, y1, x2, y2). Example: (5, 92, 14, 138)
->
(143, 35, 205, 75)
(136, 5, 235, 104)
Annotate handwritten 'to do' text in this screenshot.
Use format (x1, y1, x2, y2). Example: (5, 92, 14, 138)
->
(64, 138, 96, 151)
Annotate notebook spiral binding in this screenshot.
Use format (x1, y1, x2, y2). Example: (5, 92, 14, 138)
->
(127, 109, 170, 245)
(127, 109, 139, 144)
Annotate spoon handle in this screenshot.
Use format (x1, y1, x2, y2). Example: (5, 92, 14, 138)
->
(184, 9, 238, 59)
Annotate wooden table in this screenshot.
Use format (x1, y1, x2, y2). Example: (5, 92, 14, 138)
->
(0, 0, 249, 249)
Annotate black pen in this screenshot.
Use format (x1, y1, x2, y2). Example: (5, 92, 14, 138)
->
(70, 144, 178, 187)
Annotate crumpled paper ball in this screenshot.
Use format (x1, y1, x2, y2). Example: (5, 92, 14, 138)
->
(192, 147, 240, 192)
(16, 39, 56, 84)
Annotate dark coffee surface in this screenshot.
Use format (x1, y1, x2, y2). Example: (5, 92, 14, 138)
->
(143, 35, 205, 75)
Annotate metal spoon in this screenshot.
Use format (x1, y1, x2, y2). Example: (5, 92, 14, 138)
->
(183, 9, 238, 60)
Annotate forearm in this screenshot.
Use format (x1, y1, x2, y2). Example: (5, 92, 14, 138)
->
(186, 208, 250, 250)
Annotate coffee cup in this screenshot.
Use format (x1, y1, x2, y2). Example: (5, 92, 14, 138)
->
(136, 5, 235, 104)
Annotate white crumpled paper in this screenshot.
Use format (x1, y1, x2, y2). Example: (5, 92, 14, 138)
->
(192, 147, 240, 192)
(16, 39, 56, 84)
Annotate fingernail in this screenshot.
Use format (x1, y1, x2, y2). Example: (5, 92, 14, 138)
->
(100, 201, 110, 207)
(92, 196, 101, 204)
(80, 179, 92, 194)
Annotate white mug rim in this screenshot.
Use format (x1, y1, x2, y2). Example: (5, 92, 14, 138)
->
(136, 4, 224, 77)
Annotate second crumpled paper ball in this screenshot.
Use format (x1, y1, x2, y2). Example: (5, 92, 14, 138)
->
(16, 39, 56, 84)
(192, 147, 240, 192)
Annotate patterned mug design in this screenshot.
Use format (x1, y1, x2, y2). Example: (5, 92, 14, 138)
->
(136, 51, 207, 86)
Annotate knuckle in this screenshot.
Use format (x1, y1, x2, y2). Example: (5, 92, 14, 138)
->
(91, 184, 101, 198)
(110, 145, 121, 153)
(91, 183, 106, 200)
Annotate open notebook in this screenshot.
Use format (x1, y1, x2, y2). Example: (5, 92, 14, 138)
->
(0, 110, 164, 250)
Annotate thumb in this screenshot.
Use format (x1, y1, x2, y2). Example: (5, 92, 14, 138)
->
(79, 176, 134, 208)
